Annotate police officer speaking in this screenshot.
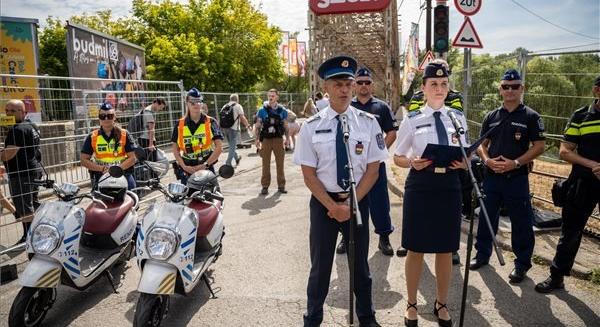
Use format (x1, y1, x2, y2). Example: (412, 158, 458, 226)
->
(293, 55, 388, 327)
(334, 67, 397, 256)
(536, 75, 600, 293)
(471, 69, 546, 284)
(171, 88, 224, 185)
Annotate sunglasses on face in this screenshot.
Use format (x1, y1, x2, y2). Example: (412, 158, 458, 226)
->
(501, 84, 521, 90)
(356, 80, 372, 86)
(98, 113, 115, 120)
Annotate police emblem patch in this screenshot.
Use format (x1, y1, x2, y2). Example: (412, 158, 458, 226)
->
(452, 134, 458, 144)
(514, 131, 522, 141)
(355, 142, 364, 155)
(341, 60, 349, 68)
(376, 133, 385, 150)
(436, 69, 443, 76)
(537, 118, 545, 131)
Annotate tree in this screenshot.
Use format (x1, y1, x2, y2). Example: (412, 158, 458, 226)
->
(38, 17, 68, 76)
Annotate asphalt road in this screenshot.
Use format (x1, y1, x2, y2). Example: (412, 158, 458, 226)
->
(1, 146, 599, 326)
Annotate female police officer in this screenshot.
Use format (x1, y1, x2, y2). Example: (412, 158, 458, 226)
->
(293, 55, 388, 327)
(171, 88, 223, 185)
(81, 102, 137, 189)
(394, 62, 468, 327)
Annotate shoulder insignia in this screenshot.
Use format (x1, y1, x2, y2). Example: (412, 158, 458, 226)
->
(407, 110, 422, 119)
(306, 115, 321, 124)
(448, 108, 463, 116)
(358, 111, 375, 119)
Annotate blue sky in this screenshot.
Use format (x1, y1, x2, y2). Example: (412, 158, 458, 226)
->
(2, 0, 599, 55)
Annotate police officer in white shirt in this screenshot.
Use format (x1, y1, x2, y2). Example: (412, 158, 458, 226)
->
(293, 55, 388, 327)
(394, 62, 468, 327)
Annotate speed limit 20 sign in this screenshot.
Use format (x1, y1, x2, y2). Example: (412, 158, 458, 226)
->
(454, 0, 482, 16)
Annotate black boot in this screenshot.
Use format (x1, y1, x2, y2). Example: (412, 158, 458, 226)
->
(535, 275, 564, 293)
(452, 252, 460, 265)
(378, 235, 394, 256)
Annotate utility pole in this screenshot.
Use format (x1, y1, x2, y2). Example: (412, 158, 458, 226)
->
(425, 0, 432, 51)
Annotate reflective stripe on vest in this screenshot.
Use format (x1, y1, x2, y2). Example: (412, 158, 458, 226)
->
(91, 129, 128, 164)
(177, 116, 213, 159)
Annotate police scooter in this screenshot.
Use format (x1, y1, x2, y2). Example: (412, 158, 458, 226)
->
(132, 149, 234, 326)
(133, 148, 170, 198)
(8, 167, 140, 327)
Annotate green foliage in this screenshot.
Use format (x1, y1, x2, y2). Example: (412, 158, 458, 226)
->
(38, 17, 68, 76)
(36, 0, 283, 91)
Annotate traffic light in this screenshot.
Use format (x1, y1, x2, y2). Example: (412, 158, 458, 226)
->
(433, 5, 449, 53)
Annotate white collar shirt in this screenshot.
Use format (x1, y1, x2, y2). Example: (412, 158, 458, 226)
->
(293, 105, 389, 192)
(394, 105, 469, 158)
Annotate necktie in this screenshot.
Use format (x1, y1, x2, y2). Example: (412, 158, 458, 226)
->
(433, 111, 449, 145)
(336, 116, 349, 190)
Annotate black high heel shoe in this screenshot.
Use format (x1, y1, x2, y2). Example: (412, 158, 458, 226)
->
(433, 299, 452, 327)
(404, 302, 418, 327)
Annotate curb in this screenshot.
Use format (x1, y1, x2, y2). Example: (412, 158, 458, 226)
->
(386, 163, 593, 281)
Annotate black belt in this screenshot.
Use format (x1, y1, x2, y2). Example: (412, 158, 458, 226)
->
(485, 167, 528, 179)
(327, 191, 350, 202)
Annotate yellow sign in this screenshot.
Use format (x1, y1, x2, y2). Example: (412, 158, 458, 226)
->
(88, 105, 99, 118)
(0, 114, 16, 126)
(0, 19, 41, 121)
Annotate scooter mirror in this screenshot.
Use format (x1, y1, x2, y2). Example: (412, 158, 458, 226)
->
(218, 164, 234, 179)
(134, 147, 147, 162)
(108, 166, 124, 178)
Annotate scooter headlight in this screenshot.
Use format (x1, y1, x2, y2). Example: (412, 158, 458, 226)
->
(31, 224, 60, 255)
(146, 227, 178, 260)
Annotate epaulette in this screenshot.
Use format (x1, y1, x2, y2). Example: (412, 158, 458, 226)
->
(358, 111, 375, 120)
(407, 110, 422, 118)
(305, 115, 321, 123)
(448, 108, 463, 116)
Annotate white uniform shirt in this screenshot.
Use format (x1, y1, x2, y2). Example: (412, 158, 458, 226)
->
(395, 105, 469, 158)
(315, 98, 330, 112)
(293, 105, 389, 192)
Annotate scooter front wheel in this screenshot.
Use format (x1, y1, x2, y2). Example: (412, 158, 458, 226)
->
(8, 287, 56, 327)
(133, 293, 169, 327)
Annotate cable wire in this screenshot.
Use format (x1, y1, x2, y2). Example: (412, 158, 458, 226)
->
(510, 0, 600, 40)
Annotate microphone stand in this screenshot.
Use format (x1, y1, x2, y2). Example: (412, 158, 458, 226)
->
(343, 126, 362, 327)
(451, 126, 505, 327)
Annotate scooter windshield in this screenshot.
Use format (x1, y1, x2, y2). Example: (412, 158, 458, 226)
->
(33, 201, 76, 228)
(152, 202, 197, 230)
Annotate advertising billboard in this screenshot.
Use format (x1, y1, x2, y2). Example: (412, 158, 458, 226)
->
(0, 17, 41, 122)
(66, 22, 146, 119)
(309, 0, 391, 15)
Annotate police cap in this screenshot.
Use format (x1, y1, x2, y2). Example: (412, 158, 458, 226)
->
(356, 67, 372, 78)
(502, 69, 522, 81)
(100, 102, 113, 111)
(187, 87, 204, 102)
(423, 63, 449, 79)
(318, 55, 357, 80)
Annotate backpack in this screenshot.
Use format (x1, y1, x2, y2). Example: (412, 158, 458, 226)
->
(127, 109, 146, 139)
(219, 103, 237, 128)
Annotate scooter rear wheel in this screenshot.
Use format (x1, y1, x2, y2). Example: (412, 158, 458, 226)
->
(133, 293, 169, 327)
(8, 287, 56, 327)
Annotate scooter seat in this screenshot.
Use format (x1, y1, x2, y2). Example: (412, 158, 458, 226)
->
(187, 200, 221, 237)
(83, 194, 135, 235)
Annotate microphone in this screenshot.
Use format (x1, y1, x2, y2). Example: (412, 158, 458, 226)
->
(448, 110, 465, 135)
(340, 113, 350, 140)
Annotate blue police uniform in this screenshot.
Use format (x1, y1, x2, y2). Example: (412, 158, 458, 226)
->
(351, 68, 398, 240)
(395, 65, 469, 252)
(473, 69, 546, 273)
(293, 56, 388, 327)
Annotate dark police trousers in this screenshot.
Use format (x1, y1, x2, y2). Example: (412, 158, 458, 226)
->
(367, 162, 393, 236)
(551, 176, 600, 277)
(475, 173, 535, 271)
(304, 195, 375, 326)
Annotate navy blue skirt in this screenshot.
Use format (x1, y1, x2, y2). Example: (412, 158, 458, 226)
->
(402, 169, 462, 253)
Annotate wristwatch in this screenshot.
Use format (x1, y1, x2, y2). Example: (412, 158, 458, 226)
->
(514, 159, 522, 169)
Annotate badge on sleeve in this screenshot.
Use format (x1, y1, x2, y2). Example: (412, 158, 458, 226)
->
(355, 141, 364, 155)
(514, 131, 522, 141)
(537, 118, 545, 131)
(376, 133, 385, 150)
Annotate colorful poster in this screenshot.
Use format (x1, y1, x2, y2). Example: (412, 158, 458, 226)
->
(0, 17, 41, 122)
(279, 31, 290, 75)
(66, 22, 146, 119)
(402, 23, 420, 96)
(297, 42, 307, 77)
(289, 38, 298, 76)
